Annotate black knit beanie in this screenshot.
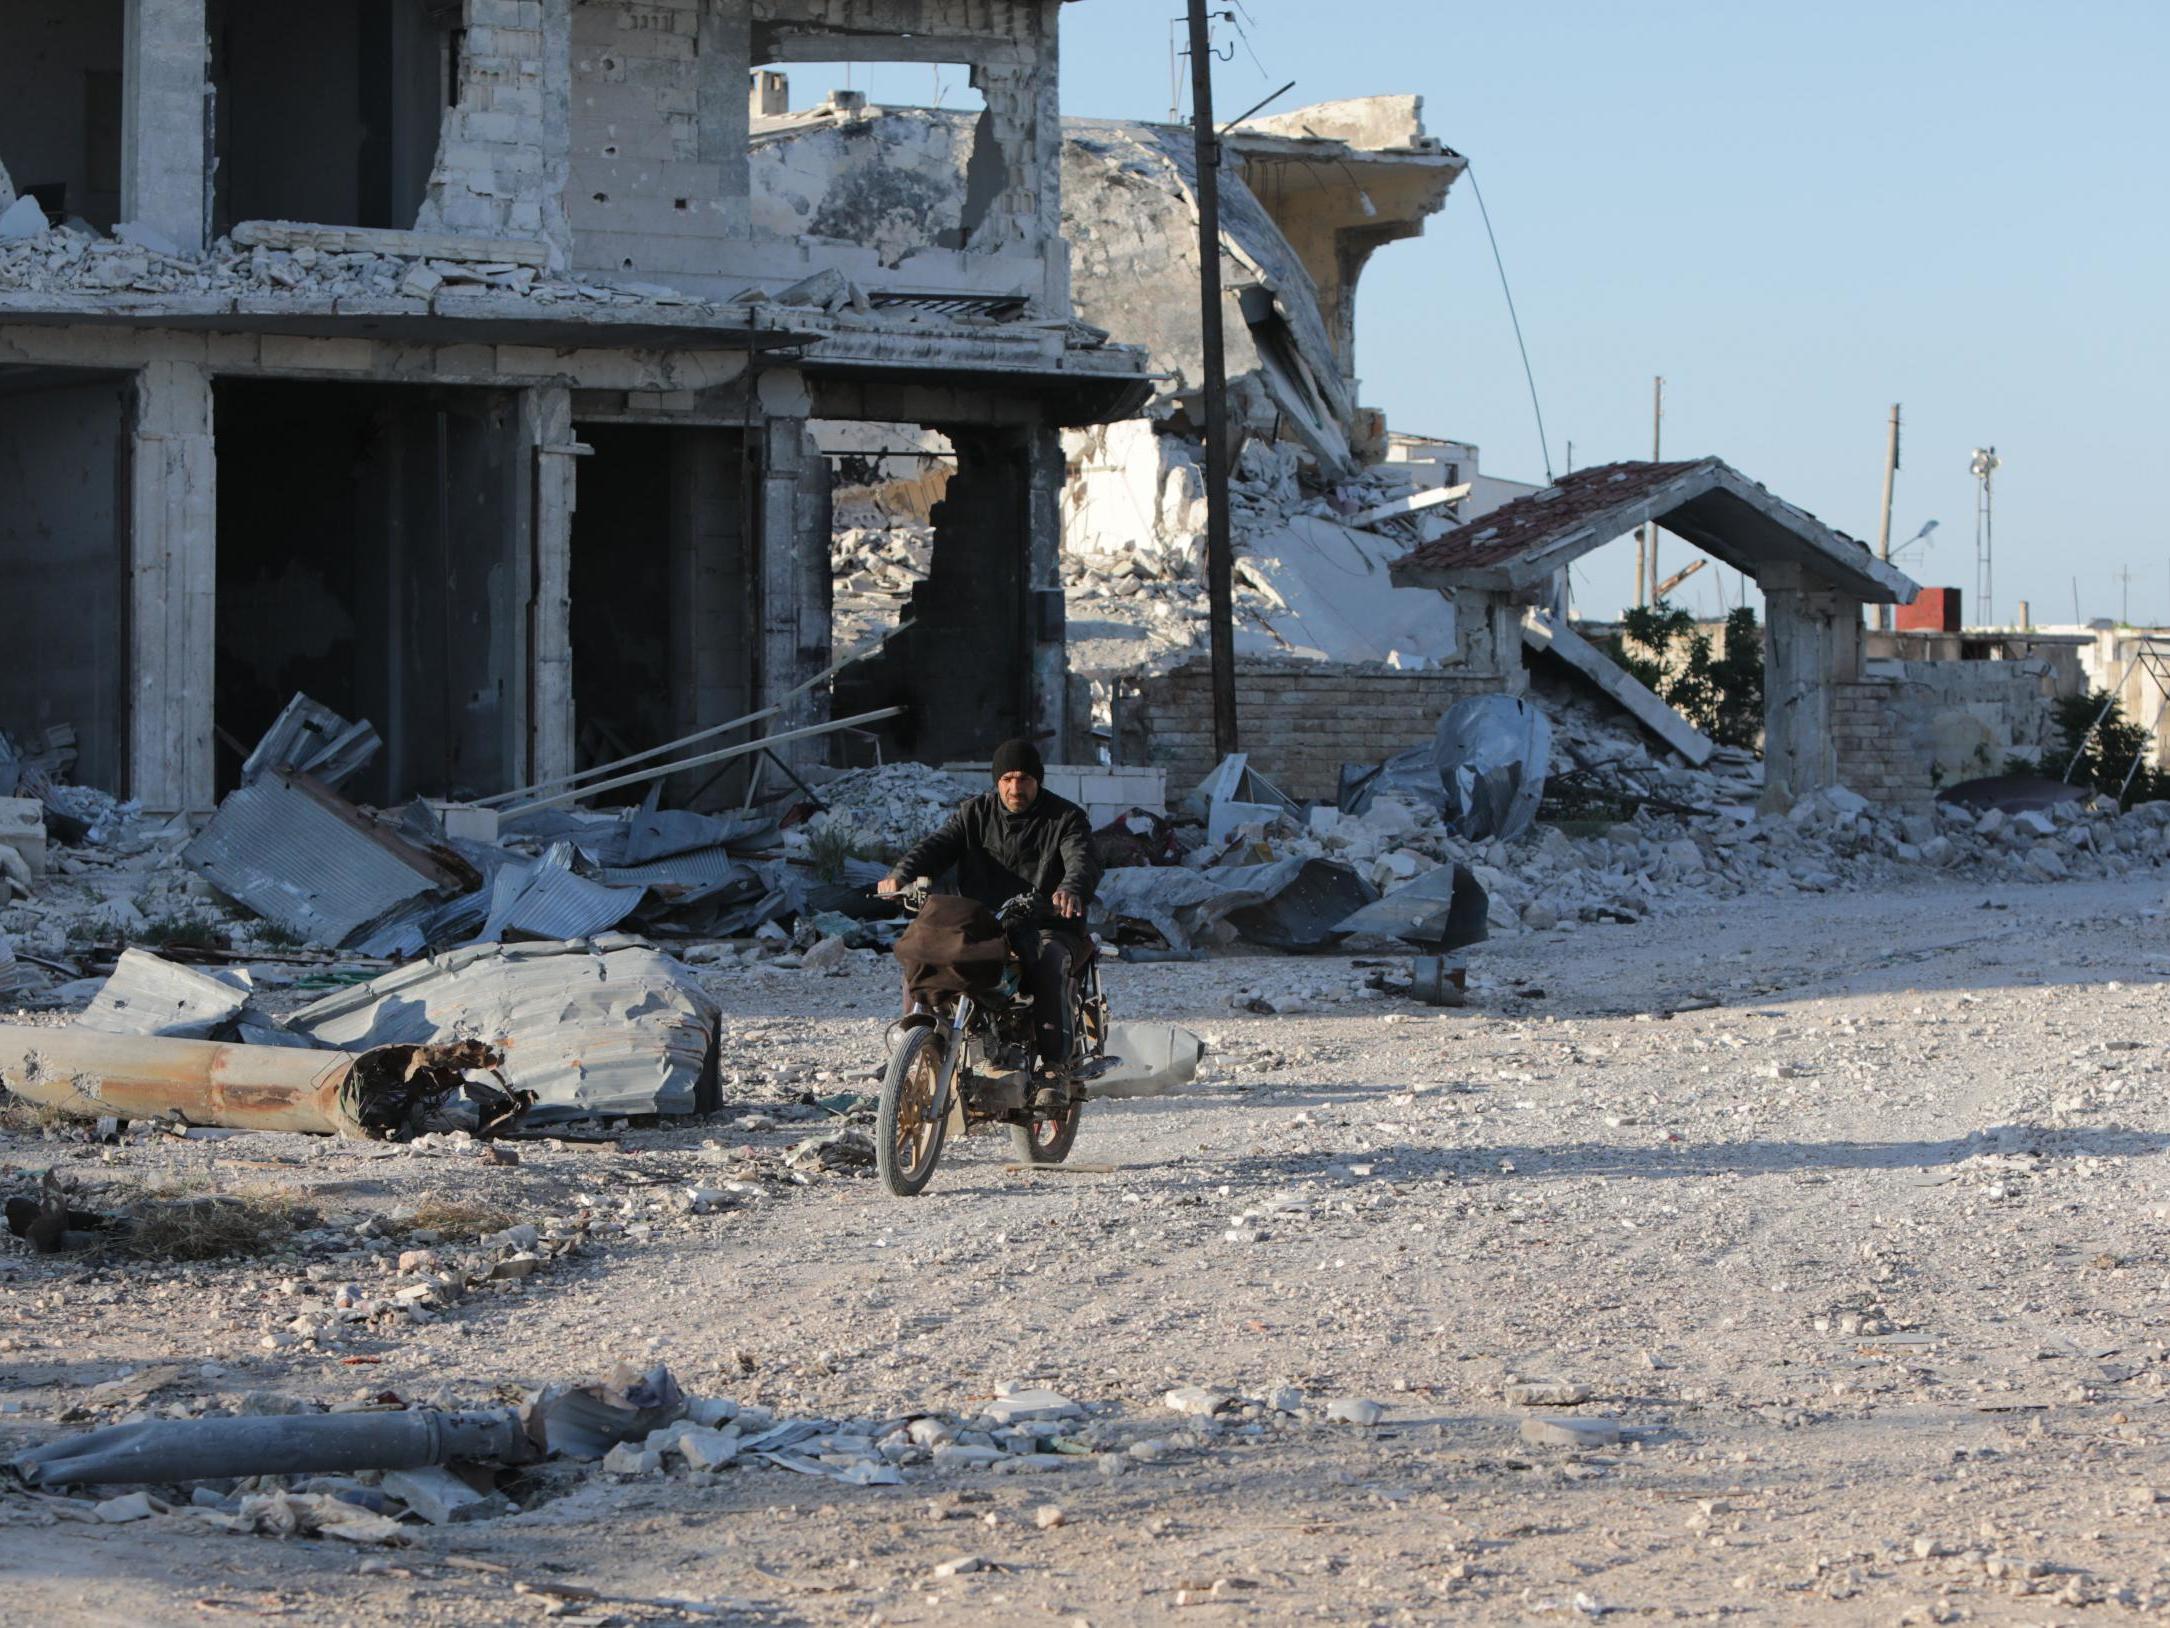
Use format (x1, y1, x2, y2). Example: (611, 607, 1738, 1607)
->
(991, 738, 1045, 782)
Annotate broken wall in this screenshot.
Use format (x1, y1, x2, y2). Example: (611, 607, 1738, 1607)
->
(416, 0, 573, 258)
(0, 372, 131, 787)
(1118, 657, 1507, 802)
(0, 0, 125, 231)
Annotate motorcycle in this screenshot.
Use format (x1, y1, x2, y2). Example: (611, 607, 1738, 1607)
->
(875, 882, 1109, 1197)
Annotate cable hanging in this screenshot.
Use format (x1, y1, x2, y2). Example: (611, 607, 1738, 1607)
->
(1464, 161, 1553, 483)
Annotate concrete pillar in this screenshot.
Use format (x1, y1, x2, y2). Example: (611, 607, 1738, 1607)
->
(1760, 563, 1865, 811)
(1447, 588, 1526, 692)
(522, 386, 576, 791)
(757, 417, 830, 774)
(122, 0, 208, 252)
(1024, 423, 1068, 761)
(129, 359, 216, 815)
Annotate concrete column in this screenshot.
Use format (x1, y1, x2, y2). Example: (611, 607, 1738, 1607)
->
(757, 417, 830, 775)
(1760, 563, 1865, 811)
(522, 386, 576, 791)
(129, 359, 216, 815)
(121, 0, 208, 253)
(1024, 422, 1068, 761)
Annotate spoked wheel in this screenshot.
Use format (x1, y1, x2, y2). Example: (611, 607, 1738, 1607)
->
(1010, 1099, 1081, 1165)
(877, 1025, 950, 1197)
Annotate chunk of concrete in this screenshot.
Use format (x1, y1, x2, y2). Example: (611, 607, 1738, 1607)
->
(380, 1465, 499, 1524)
(0, 797, 46, 880)
(0, 195, 49, 240)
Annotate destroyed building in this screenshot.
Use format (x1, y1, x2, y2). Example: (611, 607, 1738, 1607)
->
(0, 0, 1149, 814)
(788, 88, 1543, 728)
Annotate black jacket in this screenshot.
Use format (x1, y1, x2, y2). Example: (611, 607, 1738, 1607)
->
(890, 789, 1101, 921)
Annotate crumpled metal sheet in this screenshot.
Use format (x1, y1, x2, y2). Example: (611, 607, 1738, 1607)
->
(1333, 863, 1490, 951)
(77, 949, 253, 1039)
(479, 842, 645, 943)
(1092, 857, 1374, 951)
(284, 936, 719, 1120)
(1082, 1021, 1205, 1100)
(239, 693, 382, 790)
(1436, 694, 1551, 841)
(180, 772, 467, 950)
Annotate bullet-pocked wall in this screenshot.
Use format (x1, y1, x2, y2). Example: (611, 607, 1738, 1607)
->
(0, 368, 132, 788)
(207, 0, 447, 235)
(211, 378, 522, 805)
(0, 0, 125, 232)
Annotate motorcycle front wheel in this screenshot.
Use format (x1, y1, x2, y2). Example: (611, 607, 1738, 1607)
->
(877, 1025, 950, 1197)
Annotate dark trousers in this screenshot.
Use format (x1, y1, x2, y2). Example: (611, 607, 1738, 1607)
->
(1008, 924, 1086, 1067)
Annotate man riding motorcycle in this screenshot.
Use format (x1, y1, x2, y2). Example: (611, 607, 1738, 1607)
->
(877, 739, 1100, 1112)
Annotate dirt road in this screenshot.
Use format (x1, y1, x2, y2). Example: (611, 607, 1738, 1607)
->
(3, 876, 2167, 1623)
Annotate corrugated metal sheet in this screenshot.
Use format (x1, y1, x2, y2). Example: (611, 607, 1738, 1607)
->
(78, 948, 253, 1039)
(286, 936, 718, 1120)
(480, 843, 644, 942)
(597, 845, 749, 890)
(239, 693, 381, 790)
(180, 773, 460, 949)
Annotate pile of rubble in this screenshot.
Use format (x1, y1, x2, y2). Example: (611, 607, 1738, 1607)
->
(0, 215, 736, 313)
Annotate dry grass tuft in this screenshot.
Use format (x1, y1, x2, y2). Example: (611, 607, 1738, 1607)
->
(0, 1092, 74, 1137)
(109, 1182, 308, 1263)
(391, 1199, 515, 1241)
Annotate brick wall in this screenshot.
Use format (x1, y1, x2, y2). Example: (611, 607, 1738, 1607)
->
(1117, 657, 1504, 801)
(1831, 679, 1935, 813)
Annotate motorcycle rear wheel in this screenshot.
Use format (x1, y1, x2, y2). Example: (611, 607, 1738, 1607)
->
(877, 1026, 950, 1197)
(1010, 1101, 1080, 1165)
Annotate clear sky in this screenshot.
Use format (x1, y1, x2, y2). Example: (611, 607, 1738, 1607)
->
(1045, 0, 2170, 627)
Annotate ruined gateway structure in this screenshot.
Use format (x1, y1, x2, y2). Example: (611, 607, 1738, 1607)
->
(0, 0, 1150, 813)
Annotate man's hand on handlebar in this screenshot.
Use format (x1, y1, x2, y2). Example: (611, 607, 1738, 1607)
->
(876, 875, 900, 897)
(1051, 888, 1083, 920)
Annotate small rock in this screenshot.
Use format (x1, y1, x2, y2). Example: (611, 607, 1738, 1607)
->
(1034, 1504, 1066, 1530)
(95, 1491, 154, 1523)
(1163, 1386, 1230, 1417)
(932, 1555, 985, 1578)
(1504, 1381, 1590, 1407)
(489, 1252, 542, 1280)
(1519, 1416, 1621, 1449)
(1325, 1398, 1384, 1427)
(601, 1443, 662, 1475)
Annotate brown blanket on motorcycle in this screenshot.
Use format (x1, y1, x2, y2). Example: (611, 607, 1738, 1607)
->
(893, 894, 1012, 1006)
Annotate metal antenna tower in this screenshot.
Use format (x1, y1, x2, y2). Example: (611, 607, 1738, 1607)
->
(1969, 447, 2000, 625)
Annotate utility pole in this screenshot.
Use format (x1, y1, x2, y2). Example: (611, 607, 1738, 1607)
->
(1639, 376, 1663, 605)
(2117, 565, 2134, 626)
(1875, 404, 1901, 632)
(1188, 0, 1238, 757)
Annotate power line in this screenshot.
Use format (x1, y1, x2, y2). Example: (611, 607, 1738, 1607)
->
(1464, 162, 1553, 483)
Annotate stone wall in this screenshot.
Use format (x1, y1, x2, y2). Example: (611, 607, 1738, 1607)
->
(1880, 656, 2065, 783)
(1116, 657, 1504, 801)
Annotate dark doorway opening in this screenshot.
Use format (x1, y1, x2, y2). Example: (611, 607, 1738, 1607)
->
(0, 0, 125, 233)
(208, 0, 446, 234)
(570, 424, 754, 808)
(213, 378, 519, 806)
(834, 425, 1029, 765)
(0, 366, 132, 789)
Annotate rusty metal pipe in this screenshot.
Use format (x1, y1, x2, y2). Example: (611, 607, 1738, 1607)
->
(0, 1026, 510, 1139)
